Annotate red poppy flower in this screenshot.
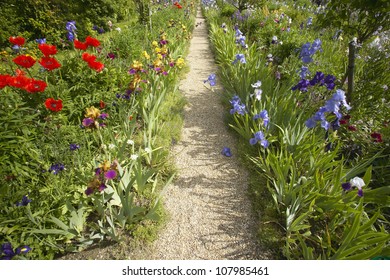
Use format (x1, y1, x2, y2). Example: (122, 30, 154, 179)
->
(370, 132, 383, 143)
(13, 55, 36, 68)
(100, 100, 106, 109)
(38, 44, 58, 56)
(45, 98, 63, 112)
(25, 79, 47, 93)
(81, 52, 96, 63)
(8, 75, 29, 89)
(88, 60, 104, 72)
(85, 36, 100, 47)
(39, 57, 61, 70)
(74, 39, 88, 50)
(0, 74, 11, 89)
(9, 36, 25, 46)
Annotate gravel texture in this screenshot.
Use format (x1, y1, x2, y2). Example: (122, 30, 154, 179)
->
(149, 8, 269, 260)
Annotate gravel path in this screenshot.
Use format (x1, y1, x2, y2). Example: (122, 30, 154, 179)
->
(150, 8, 268, 260)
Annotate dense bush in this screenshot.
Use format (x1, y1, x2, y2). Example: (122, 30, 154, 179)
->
(0, 0, 135, 48)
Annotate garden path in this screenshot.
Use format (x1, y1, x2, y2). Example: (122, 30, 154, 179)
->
(149, 8, 268, 260)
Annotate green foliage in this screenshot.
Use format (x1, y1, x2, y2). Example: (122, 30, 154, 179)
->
(317, 0, 390, 43)
(0, 0, 134, 48)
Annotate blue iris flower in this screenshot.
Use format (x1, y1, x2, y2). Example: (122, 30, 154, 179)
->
(253, 110, 269, 127)
(305, 89, 351, 130)
(232, 54, 246, 64)
(229, 95, 247, 115)
(221, 147, 232, 157)
(16, 195, 32, 206)
(249, 131, 269, 148)
(204, 73, 217, 86)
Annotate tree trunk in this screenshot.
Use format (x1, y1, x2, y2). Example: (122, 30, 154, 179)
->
(346, 40, 356, 104)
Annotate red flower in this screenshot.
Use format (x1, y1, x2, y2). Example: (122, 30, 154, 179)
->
(39, 57, 61, 70)
(74, 39, 88, 50)
(45, 98, 63, 112)
(38, 44, 58, 56)
(339, 119, 348, 125)
(100, 100, 106, 109)
(85, 36, 100, 48)
(25, 79, 47, 93)
(8, 75, 29, 89)
(88, 60, 104, 72)
(370, 132, 383, 143)
(9, 36, 25, 46)
(13, 55, 36, 68)
(347, 125, 357, 131)
(0, 74, 11, 89)
(82, 52, 96, 63)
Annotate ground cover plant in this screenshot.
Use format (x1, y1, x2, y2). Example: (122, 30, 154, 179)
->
(202, 0, 389, 259)
(0, 0, 197, 260)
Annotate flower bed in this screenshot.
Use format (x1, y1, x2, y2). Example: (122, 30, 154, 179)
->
(0, 1, 197, 259)
(202, 0, 389, 259)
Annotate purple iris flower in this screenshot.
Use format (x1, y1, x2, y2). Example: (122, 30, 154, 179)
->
(253, 110, 269, 127)
(98, 183, 107, 192)
(82, 118, 94, 127)
(229, 95, 247, 115)
(1, 243, 31, 260)
(104, 170, 117, 180)
(35, 38, 46, 44)
(221, 147, 232, 157)
(291, 79, 310, 91)
(85, 187, 94, 196)
(1, 243, 15, 260)
(299, 66, 310, 79)
(204, 73, 216, 86)
(249, 131, 269, 148)
(66, 21, 77, 41)
(99, 113, 108, 120)
(49, 163, 65, 175)
(15, 246, 32, 255)
(16, 195, 32, 206)
(305, 89, 351, 130)
(232, 54, 246, 64)
(70, 143, 80, 151)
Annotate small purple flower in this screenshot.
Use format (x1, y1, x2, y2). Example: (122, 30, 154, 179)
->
(104, 170, 117, 180)
(299, 66, 310, 79)
(35, 38, 46, 44)
(1, 243, 15, 260)
(229, 95, 247, 115)
(342, 177, 365, 197)
(82, 118, 94, 127)
(1, 243, 31, 260)
(16, 195, 32, 206)
(95, 167, 102, 176)
(253, 110, 269, 127)
(106, 53, 115, 60)
(49, 163, 64, 175)
(85, 187, 94, 196)
(249, 131, 269, 148)
(98, 183, 107, 192)
(232, 54, 246, 64)
(128, 68, 137, 75)
(15, 245, 32, 255)
(204, 73, 216, 86)
(98, 113, 108, 120)
(221, 147, 232, 157)
(70, 143, 80, 151)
